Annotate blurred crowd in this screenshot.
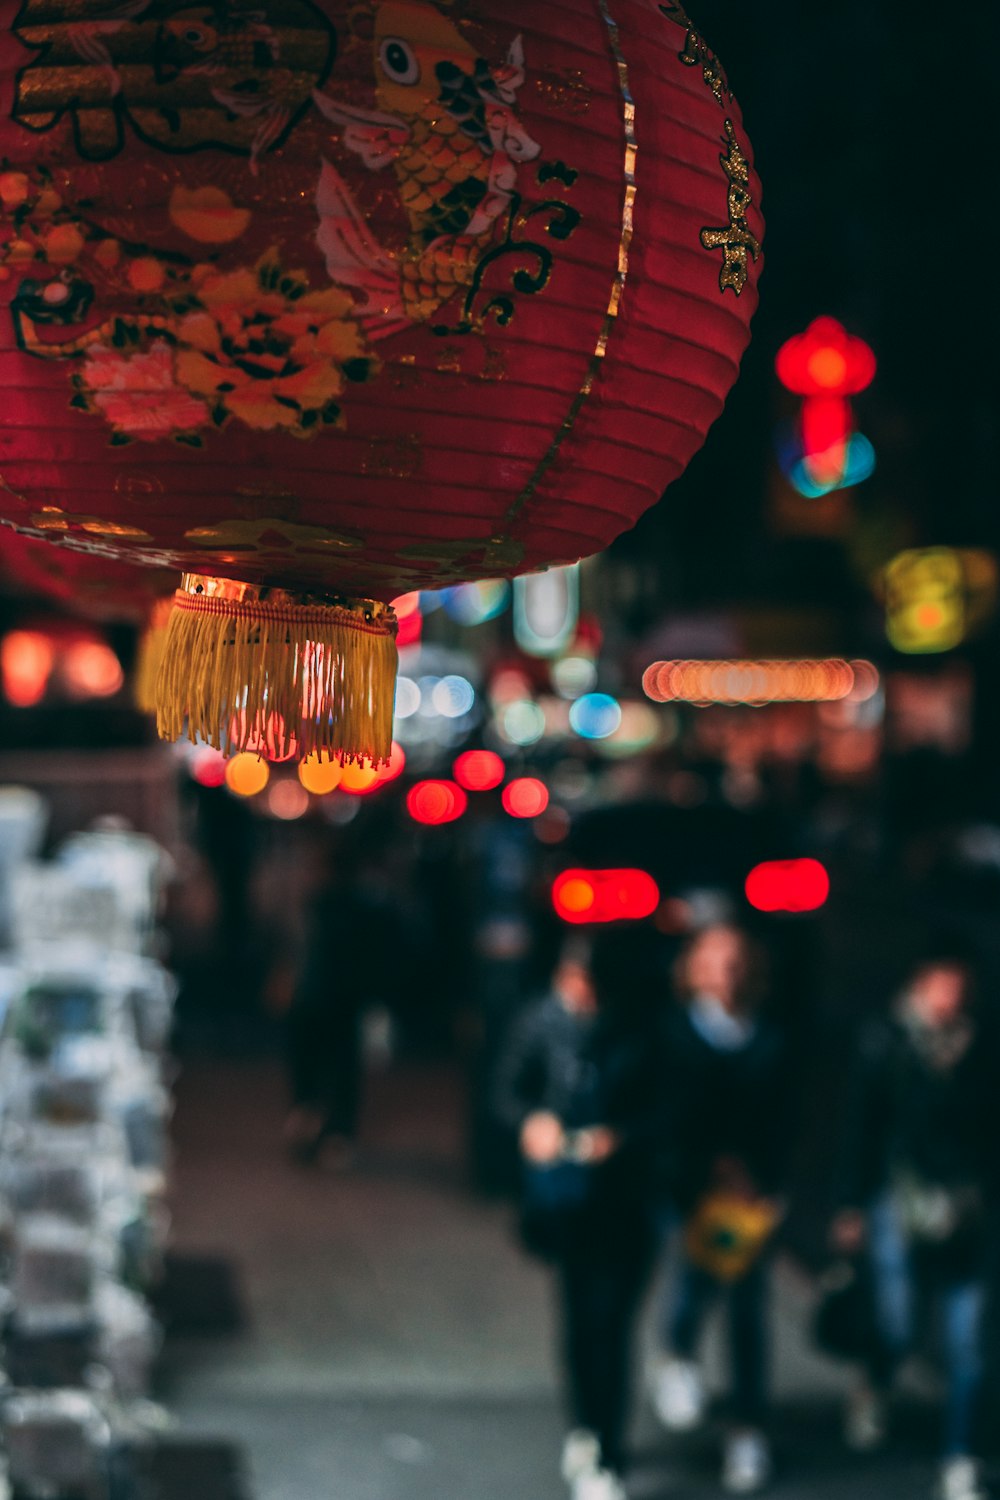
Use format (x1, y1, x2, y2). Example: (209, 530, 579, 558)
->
(493, 925, 998, 1500)
(150, 731, 1000, 1500)
(269, 816, 1000, 1500)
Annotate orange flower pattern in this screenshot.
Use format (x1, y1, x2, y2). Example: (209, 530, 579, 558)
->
(173, 257, 373, 435)
(60, 252, 379, 443)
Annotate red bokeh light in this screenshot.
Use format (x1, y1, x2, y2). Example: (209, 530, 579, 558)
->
(407, 779, 468, 826)
(776, 319, 876, 491)
(775, 318, 876, 397)
(553, 868, 661, 925)
(745, 858, 830, 913)
(502, 777, 550, 819)
(800, 394, 850, 485)
(395, 612, 423, 648)
(1, 630, 54, 706)
(454, 749, 505, 792)
(391, 592, 423, 649)
(229, 710, 297, 763)
(375, 740, 406, 786)
(190, 747, 228, 788)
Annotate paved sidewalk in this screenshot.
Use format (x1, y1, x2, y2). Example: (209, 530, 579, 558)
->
(157, 1058, 990, 1500)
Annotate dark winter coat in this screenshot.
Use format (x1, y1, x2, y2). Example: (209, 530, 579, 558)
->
(658, 1003, 794, 1213)
(493, 994, 657, 1248)
(837, 1015, 1000, 1212)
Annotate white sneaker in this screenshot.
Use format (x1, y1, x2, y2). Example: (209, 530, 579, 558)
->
(940, 1457, 987, 1500)
(561, 1429, 601, 1484)
(572, 1468, 626, 1500)
(722, 1430, 772, 1494)
(844, 1384, 887, 1452)
(650, 1357, 706, 1431)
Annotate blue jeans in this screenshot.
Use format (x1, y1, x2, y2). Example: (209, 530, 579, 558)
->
(868, 1194, 986, 1458)
(665, 1252, 770, 1428)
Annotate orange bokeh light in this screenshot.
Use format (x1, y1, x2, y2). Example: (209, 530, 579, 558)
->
(391, 592, 421, 618)
(558, 877, 598, 915)
(297, 755, 344, 796)
(1, 630, 54, 706)
(225, 752, 270, 798)
(805, 346, 848, 390)
(62, 639, 124, 699)
(339, 761, 381, 795)
(643, 659, 878, 706)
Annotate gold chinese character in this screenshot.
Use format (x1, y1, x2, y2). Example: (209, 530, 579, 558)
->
(700, 121, 761, 295)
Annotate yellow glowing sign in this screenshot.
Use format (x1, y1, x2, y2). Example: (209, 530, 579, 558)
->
(883, 548, 997, 654)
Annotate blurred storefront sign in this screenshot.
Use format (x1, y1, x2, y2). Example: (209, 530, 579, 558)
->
(882, 547, 998, 654)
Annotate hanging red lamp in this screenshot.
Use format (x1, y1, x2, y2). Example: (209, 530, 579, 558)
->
(0, 0, 762, 762)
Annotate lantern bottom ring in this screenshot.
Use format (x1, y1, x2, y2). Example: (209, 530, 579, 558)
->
(155, 574, 398, 765)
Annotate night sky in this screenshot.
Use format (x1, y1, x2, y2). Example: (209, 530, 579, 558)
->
(613, 1, 997, 619)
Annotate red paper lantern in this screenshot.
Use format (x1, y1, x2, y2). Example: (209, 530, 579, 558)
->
(775, 318, 875, 492)
(0, 0, 762, 761)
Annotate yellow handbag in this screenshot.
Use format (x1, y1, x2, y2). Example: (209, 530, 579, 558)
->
(684, 1192, 781, 1282)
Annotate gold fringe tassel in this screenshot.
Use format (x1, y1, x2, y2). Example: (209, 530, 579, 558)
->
(134, 595, 175, 715)
(155, 577, 398, 765)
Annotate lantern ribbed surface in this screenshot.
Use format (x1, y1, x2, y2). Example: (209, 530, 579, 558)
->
(0, 0, 762, 759)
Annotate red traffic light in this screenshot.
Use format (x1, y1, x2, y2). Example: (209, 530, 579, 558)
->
(553, 868, 661, 925)
(745, 858, 829, 913)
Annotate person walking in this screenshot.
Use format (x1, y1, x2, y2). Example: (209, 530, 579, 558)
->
(494, 933, 659, 1500)
(651, 923, 792, 1495)
(831, 951, 999, 1500)
(284, 846, 404, 1166)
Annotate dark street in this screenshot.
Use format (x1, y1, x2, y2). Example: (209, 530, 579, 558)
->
(158, 1057, 990, 1500)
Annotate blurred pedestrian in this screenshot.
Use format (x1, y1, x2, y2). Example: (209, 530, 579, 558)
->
(831, 951, 999, 1500)
(284, 845, 403, 1167)
(494, 933, 658, 1500)
(651, 923, 792, 1495)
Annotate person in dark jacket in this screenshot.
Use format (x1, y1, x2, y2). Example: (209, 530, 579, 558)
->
(651, 923, 792, 1496)
(494, 932, 659, 1500)
(831, 953, 1000, 1500)
(284, 847, 406, 1166)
